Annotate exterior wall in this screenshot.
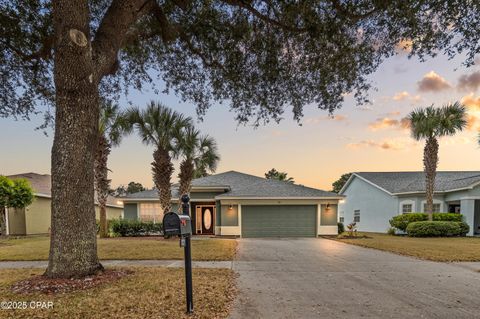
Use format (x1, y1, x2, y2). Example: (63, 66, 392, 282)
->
(340, 177, 398, 232)
(25, 197, 51, 235)
(461, 199, 475, 236)
(397, 195, 445, 213)
(95, 206, 123, 220)
(7, 207, 26, 235)
(123, 203, 138, 220)
(220, 204, 238, 226)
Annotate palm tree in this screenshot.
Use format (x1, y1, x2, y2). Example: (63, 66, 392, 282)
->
(127, 102, 192, 214)
(177, 126, 220, 200)
(408, 102, 466, 220)
(94, 103, 127, 238)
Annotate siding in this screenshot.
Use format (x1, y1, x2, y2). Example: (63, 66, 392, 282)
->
(25, 197, 51, 235)
(340, 177, 398, 232)
(220, 204, 238, 226)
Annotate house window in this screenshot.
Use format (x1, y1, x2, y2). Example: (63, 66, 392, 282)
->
(423, 203, 441, 213)
(139, 203, 162, 222)
(339, 217, 345, 223)
(353, 210, 360, 222)
(402, 204, 413, 213)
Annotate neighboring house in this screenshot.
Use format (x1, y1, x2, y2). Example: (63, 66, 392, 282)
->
(339, 171, 480, 236)
(5, 173, 123, 235)
(120, 171, 343, 237)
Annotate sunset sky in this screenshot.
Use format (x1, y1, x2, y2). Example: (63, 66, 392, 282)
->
(1, 48, 480, 191)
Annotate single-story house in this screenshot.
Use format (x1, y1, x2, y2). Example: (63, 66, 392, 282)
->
(339, 171, 480, 236)
(5, 173, 123, 235)
(120, 171, 343, 237)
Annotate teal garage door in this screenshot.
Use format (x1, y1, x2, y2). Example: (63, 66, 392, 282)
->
(241, 205, 316, 238)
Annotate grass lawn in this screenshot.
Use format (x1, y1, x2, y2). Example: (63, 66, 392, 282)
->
(0, 237, 237, 261)
(0, 267, 235, 319)
(335, 232, 480, 262)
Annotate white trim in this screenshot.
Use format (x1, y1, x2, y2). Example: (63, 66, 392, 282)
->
(4, 207, 9, 236)
(459, 196, 480, 200)
(217, 226, 241, 236)
(420, 199, 443, 213)
(318, 226, 338, 235)
(190, 186, 230, 192)
(215, 196, 344, 200)
(34, 193, 51, 198)
(122, 198, 216, 202)
(316, 204, 321, 235)
(238, 204, 242, 237)
(338, 174, 356, 195)
(399, 199, 415, 214)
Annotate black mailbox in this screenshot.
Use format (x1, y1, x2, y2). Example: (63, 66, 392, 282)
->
(163, 212, 192, 237)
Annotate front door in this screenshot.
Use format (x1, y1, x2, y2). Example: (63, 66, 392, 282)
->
(195, 205, 215, 234)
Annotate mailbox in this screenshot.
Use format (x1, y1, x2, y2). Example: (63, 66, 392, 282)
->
(163, 212, 192, 237)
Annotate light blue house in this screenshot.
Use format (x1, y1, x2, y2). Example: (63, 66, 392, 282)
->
(339, 172, 480, 236)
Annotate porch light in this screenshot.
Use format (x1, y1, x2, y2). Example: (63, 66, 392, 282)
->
(229, 205, 233, 210)
(326, 203, 330, 209)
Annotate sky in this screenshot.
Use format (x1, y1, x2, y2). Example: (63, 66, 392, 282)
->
(1, 48, 480, 191)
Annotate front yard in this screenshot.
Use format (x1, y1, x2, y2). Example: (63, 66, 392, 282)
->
(0, 267, 235, 319)
(335, 233, 480, 262)
(0, 236, 237, 261)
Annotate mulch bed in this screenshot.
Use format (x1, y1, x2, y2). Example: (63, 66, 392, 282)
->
(11, 269, 133, 295)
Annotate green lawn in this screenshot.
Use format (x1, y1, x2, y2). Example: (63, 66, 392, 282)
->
(0, 267, 235, 319)
(335, 232, 480, 262)
(0, 236, 237, 261)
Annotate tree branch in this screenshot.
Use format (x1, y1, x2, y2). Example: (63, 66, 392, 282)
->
(331, 0, 381, 22)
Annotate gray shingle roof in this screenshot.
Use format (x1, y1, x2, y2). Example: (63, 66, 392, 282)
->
(124, 171, 341, 199)
(354, 171, 480, 194)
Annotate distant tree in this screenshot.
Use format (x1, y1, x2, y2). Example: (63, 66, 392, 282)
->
(408, 102, 466, 220)
(332, 173, 352, 193)
(0, 177, 34, 236)
(265, 168, 294, 184)
(126, 102, 192, 214)
(126, 182, 146, 194)
(178, 126, 220, 200)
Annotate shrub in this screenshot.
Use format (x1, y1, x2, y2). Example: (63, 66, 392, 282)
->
(387, 227, 396, 236)
(110, 219, 163, 237)
(389, 213, 463, 232)
(406, 221, 469, 237)
(337, 222, 345, 234)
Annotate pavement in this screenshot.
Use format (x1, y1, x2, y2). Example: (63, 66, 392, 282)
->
(229, 238, 480, 319)
(0, 260, 233, 269)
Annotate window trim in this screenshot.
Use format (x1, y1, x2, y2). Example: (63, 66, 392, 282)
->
(399, 199, 415, 214)
(420, 200, 443, 213)
(353, 210, 360, 223)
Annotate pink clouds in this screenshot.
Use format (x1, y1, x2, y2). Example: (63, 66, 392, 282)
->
(417, 71, 451, 92)
(368, 116, 410, 131)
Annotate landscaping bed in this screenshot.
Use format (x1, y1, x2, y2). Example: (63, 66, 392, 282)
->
(335, 232, 480, 262)
(0, 236, 237, 261)
(0, 267, 236, 319)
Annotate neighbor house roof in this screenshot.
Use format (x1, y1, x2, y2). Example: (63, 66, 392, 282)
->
(341, 171, 480, 195)
(123, 170, 343, 200)
(6, 172, 122, 207)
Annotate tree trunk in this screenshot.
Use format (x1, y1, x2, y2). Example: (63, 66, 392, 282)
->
(0, 207, 6, 236)
(152, 146, 173, 215)
(94, 135, 111, 238)
(423, 136, 439, 221)
(46, 0, 103, 278)
(178, 159, 194, 210)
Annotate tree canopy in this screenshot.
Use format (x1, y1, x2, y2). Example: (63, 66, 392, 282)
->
(265, 168, 294, 183)
(3, 1, 480, 126)
(331, 173, 352, 193)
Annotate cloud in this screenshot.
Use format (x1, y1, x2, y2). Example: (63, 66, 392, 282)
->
(304, 114, 348, 125)
(392, 91, 422, 103)
(347, 138, 415, 151)
(466, 113, 480, 131)
(458, 71, 480, 91)
(417, 71, 451, 92)
(461, 93, 480, 111)
(368, 116, 411, 131)
(394, 39, 413, 54)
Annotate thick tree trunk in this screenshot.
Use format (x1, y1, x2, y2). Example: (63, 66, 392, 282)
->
(152, 146, 173, 215)
(178, 158, 194, 208)
(94, 135, 111, 238)
(46, 0, 103, 278)
(423, 136, 439, 221)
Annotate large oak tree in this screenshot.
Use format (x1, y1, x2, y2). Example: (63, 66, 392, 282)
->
(1, 0, 479, 278)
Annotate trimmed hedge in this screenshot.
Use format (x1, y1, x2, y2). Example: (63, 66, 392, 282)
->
(337, 222, 345, 234)
(406, 221, 469, 237)
(110, 219, 163, 237)
(389, 213, 463, 232)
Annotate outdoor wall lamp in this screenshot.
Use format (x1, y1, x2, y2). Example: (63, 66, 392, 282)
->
(228, 205, 233, 210)
(326, 203, 330, 209)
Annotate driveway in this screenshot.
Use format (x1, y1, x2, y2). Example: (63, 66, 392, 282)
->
(230, 238, 480, 319)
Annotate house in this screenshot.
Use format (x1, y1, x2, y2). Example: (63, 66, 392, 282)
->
(120, 171, 343, 237)
(5, 173, 123, 235)
(339, 171, 480, 236)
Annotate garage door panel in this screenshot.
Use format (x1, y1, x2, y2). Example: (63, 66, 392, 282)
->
(241, 205, 316, 238)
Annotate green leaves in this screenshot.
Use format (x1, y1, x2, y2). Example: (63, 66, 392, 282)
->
(0, 176, 34, 208)
(408, 102, 467, 140)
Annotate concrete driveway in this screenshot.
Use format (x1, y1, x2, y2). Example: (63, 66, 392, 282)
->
(230, 238, 480, 319)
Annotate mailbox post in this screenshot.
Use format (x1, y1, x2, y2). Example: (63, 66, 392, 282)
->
(181, 194, 194, 314)
(162, 196, 194, 314)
